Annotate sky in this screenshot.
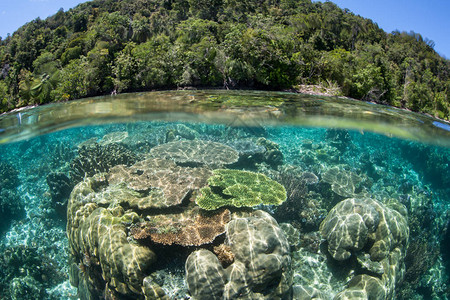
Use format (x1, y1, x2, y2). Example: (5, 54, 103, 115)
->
(322, 0, 450, 58)
(0, 0, 449, 58)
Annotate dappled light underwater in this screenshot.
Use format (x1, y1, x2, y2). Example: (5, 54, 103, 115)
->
(0, 92, 449, 299)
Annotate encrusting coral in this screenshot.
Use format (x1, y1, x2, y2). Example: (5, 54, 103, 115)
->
(196, 169, 287, 210)
(185, 210, 292, 299)
(149, 139, 239, 167)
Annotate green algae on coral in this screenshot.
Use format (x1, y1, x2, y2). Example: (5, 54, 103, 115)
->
(196, 169, 287, 210)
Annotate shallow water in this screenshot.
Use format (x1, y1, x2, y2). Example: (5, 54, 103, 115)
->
(0, 90, 449, 299)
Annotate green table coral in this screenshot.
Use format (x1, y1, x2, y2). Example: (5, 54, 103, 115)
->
(196, 169, 287, 210)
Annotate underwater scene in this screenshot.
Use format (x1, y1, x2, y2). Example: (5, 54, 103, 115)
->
(0, 90, 449, 300)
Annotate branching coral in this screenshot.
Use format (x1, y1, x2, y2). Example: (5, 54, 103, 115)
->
(70, 142, 137, 183)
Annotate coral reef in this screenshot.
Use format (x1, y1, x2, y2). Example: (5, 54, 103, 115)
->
(67, 157, 216, 298)
(0, 160, 20, 190)
(149, 139, 239, 167)
(196, 169, 287, 210)
(70, 142, 137, 183)
(273, 167, 325, 231)
(185, 210, 292, 299)
(226, 138, 266, 168)
(280, 222, 301, 250)
(98, 131, 129, 146)
(0, 161, 24, 233)
(256, 137, 284, 168)
(213, 244, 235, 267)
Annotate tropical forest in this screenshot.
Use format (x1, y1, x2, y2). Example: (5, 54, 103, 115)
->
(0, 0, 449, 118)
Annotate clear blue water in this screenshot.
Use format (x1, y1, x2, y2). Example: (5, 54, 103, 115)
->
(0, 90, 449, 299)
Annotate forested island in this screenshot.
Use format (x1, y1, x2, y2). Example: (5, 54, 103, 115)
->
(0, 0, 449, 118)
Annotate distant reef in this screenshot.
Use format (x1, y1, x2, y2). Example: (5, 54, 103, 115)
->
(0, 0, 449, 118)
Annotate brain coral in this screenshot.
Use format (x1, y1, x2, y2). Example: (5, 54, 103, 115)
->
(196, 169, 287, 210)
(185, 210, 292, 299)
(149, 139, 239, 166)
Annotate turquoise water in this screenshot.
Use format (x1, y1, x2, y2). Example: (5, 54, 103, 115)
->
(0, 90, 449, 299)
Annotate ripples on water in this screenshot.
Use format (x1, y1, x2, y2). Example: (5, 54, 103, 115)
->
(0, 91, 449, 299)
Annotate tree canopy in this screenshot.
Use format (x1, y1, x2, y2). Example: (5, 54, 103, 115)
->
(0, 0, 449, 118)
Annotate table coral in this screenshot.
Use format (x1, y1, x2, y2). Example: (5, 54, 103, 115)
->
(108, 158, 212, 209)
(149, 139, 239, 166)
(185, 210, 292, 299)
(196, 169, 287, 210)
(130, 208, 230, 246)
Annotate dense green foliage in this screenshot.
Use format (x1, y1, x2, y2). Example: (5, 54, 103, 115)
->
(0, 0, 449, 118)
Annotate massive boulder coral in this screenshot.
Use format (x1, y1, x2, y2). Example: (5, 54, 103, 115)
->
(320, 198, 408, 261)
(320, 198, 409, 299)
(67, 176, 156, 298)
(185, 210, 292, 299)
(149, 139, 239, 167)
(67, 158, 222, 299)
(196, 169, 287, 210)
